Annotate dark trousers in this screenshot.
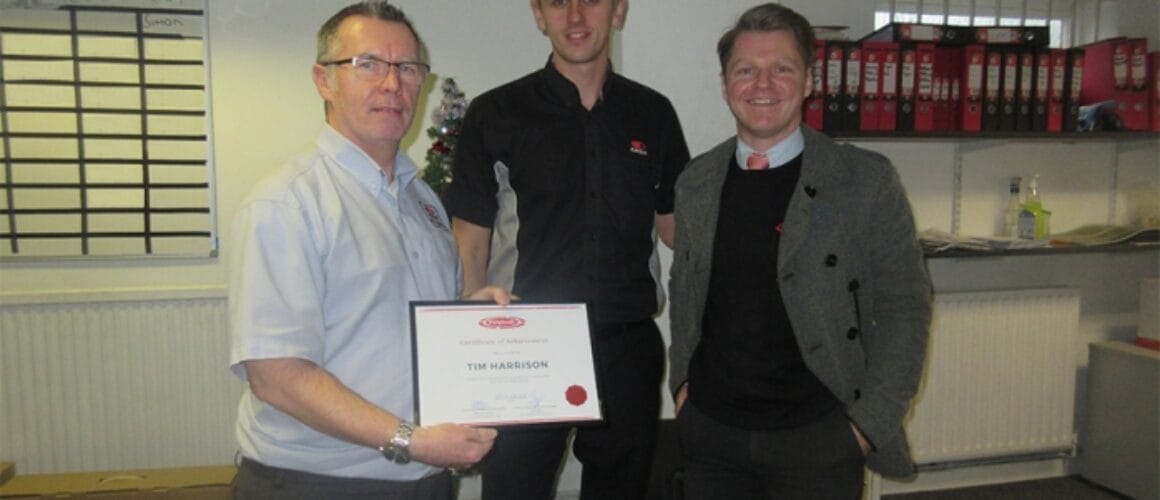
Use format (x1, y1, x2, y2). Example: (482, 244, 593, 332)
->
(676, 402, 865, 500)
(480, 320, 665, 500)
(233, 457, 454, 500)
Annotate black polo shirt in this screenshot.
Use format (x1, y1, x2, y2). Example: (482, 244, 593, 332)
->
(446, 59, 689, 324)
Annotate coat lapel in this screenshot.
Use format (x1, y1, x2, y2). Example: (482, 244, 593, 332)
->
(778, 127, 838, 272)
(682, 138, 735, 256)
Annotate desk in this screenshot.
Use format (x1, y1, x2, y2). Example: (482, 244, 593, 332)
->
(1081, 341, 1160, 500)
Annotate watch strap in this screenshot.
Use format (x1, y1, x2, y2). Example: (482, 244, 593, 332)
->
(379, 421, 414, 464)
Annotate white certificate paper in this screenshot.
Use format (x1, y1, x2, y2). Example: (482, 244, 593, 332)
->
(410, 302, 602, 427)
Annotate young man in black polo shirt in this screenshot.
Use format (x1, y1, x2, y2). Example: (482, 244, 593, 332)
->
(444, 1, 689, 498)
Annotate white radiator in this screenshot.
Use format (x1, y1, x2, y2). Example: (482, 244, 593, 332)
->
(0, 288, 1082, 476)
(0, 293, 242, 473)
(905, 288, 1080, 466)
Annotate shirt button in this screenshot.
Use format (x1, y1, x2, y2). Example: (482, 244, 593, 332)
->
(825, 254, 838, 267)
(847, 327, 859, 340)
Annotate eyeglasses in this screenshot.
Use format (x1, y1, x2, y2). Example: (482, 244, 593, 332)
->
(320, 55, 430, 85)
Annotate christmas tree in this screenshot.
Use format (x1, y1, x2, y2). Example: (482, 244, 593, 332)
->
(423, 78, 469, 198)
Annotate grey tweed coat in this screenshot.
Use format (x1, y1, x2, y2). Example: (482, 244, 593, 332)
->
(667, 126, 933, 477)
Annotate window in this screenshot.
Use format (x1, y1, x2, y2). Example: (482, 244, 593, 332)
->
(875, 0, 1110, 48)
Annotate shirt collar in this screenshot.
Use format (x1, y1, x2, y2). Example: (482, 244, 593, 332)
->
(541, 55, 615, 108)
(316, 124, 417, 195)
(735, 128, 805, 170)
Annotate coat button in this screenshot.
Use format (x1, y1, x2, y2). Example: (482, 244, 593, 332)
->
(853, 389, 862, 400)
(825, 254, 838, 266)
(847, 279, 860, 292)
(847, 327, 859, 340)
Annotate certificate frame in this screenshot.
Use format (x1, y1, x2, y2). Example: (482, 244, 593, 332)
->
(409, 301, 603, 428)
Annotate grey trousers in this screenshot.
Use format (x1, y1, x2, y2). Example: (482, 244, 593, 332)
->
(233, 457, 454, 500)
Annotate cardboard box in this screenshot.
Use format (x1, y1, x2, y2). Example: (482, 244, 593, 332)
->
(0, 466, 235, 499)
(0, 463, 14, 487)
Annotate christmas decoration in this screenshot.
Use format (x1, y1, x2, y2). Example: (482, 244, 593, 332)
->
(423, 78, 469, 198)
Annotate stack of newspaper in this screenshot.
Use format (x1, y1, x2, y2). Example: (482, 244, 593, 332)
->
(920, 225, 1160, 254)
(919, 229, 1051, 253)
(1049, 224, 1160, 246)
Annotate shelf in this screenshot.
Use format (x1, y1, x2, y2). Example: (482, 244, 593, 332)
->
(833, 131, 1160, 142)
(925, 241, 1160, 259)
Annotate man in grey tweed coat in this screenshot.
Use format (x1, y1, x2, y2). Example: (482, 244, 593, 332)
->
(667, 4, 932, 499)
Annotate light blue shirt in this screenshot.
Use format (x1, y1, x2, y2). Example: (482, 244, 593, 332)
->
(229, 125, 459, 480)
(735, 127, 805, 170)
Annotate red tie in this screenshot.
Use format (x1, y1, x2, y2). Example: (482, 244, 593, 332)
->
(747, 152, 770, 170)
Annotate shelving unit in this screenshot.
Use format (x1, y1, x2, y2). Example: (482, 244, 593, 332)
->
(837, 132, 1159, 240)
(924, 241, 1159, 259)
(831, 131, 1160, 142)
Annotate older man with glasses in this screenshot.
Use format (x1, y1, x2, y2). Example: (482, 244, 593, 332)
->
(228, 2, 509, 499)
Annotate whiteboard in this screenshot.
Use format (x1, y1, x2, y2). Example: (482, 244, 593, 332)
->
(0, 0, 214, 259)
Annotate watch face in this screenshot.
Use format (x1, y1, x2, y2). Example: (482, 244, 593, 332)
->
(382, 446, 410, 464)
(381, 443, 410, 464)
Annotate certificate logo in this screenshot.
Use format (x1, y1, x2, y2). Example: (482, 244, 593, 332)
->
(479, 316, 526, 329)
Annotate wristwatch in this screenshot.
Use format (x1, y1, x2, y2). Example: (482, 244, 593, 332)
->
(379, 421, 414, 464)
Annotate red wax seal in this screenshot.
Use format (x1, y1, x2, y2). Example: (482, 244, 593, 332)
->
(565, 385, 588, 406)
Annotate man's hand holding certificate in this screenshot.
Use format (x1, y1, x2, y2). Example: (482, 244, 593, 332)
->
(410, 302, 602, 427)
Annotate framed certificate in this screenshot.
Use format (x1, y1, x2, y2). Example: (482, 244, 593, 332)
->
(409, 301, 603, 427)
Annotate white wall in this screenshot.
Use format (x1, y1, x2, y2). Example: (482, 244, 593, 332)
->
(1, 0, 1158, 496)
(1, 3, 1156, 302)
(0, 0, 1153, 295)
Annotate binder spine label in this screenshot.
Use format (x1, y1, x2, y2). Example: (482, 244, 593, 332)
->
(864, 52, 880, 96)
(883, 54, 898, 97)
(827, 47, 843, 94)
(901, 52, 916, 96)
(1004, 53, 1019, 100)
(919, 55, 934, 99)
(1130, 45, 1147, 89)
(901, 24, 939, 41)
(967, 56, 983, 99)
(978, 28, 1018, 44)
(1113, 44, 1129, 88)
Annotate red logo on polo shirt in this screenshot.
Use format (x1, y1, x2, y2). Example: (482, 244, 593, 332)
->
(419, 201, 449, 232)
(629, 140, 648, 156)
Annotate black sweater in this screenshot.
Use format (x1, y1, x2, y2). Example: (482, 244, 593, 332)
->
(688, 153, 839, 430)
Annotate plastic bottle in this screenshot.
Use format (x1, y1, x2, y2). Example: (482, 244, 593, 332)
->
(1002, 176, 1023, 237)
(1022, 174, 1050, 239)
(1018, 206, 1036, 239)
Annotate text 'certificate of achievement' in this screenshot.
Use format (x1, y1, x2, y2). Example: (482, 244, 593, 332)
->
(410, 302, 602, 427)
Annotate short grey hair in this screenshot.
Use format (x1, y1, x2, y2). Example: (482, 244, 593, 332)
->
(316, 1, 425, 63)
